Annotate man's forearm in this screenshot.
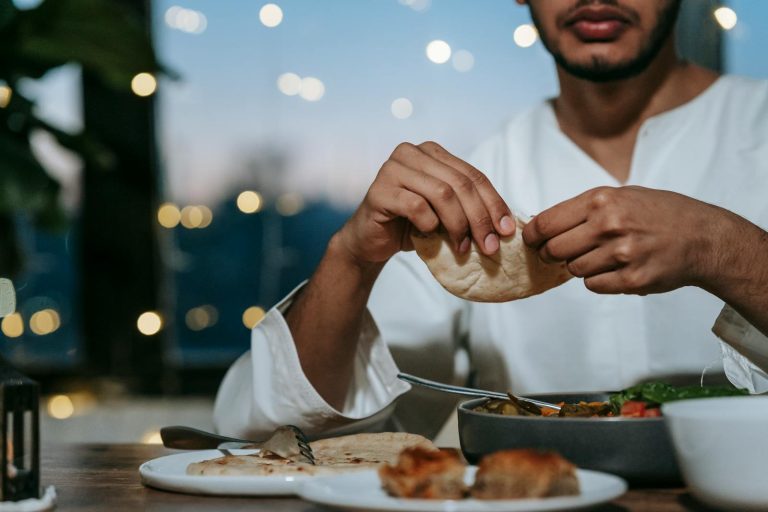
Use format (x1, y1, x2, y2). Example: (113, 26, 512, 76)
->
(285, 233, 385, 410)
(701, 211, 768, 337)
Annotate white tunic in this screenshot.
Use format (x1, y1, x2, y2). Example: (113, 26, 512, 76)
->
(214, 75, 768, 439)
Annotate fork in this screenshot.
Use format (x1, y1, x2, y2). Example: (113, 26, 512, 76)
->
(160, 425, 316, 465)
(397, 372, 562, 411)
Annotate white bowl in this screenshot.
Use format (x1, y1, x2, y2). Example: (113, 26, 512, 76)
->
(662, 396, 768, 511)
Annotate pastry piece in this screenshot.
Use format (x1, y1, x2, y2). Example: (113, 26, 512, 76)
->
(379, 447, 467, 499)
(470, 449, 579, 499)
(410, 216, 572, 303)
(187, 432, 436, 476)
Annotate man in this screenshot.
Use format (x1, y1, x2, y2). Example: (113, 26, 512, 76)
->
(214, 0, 768, 438)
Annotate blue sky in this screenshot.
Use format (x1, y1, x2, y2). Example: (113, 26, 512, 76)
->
(23, 0, 768, 208)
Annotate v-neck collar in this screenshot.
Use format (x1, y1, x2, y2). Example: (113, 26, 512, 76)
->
(540, 76, 727, 187)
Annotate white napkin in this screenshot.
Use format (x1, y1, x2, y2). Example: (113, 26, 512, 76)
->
(0, 278, 15, 318)
(0, 487, 56, 512)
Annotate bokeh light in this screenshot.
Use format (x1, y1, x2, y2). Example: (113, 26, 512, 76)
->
(299, 77, 325, 102)
(276, 192, 305, 216)
(30, 309, 61, 336)
(0, 84, 11, 108)
(157, 203, 181, 228)
(237, 191, 263, 213)
(198, 206, 213, 228)
(47, 395, 74, 420)
(1, 312, 23, 338)
(165, 6, 207, 34)
(185, 305, 219, 331)
(513, 24, 538, 48)
(399, 0, 431, 12)
(141, 429, 163, 444)
(714, 6, 737, 30)
(452, 49, 475, 72)
(180, 205, 204, 229)
(137, 311, 163, 336)
(277, 72, 302, 96)
(391, 98, 413, 120)
(131, 73, 157, 97)
(426, 40, 451, 64)
(259, 3, 283, 27)
(242, 306, 266, 329)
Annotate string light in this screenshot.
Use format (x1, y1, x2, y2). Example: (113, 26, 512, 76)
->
(0, 84, 11, 108)
(137, 311, 163, 335)
(713, 6, 737, 30)
(426, 40, 451, 64)
(242, 306, 266, 329)
(131, 73, 157, 97)
(391, 98, 413, 120)
(47, 395, 74, 420)
(259, 3, 283, 27)
(157, 203, 181, 228)
(1, 312, 23, 338)
(513, 24, 538, 48)
(237, 191, 263, 213)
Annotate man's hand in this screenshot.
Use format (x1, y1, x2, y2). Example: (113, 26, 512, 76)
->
(522, 186, 726, 295)
(337, 141, 516, 267)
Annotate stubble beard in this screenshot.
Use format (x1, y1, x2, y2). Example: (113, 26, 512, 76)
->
(530, 0, 682, 83)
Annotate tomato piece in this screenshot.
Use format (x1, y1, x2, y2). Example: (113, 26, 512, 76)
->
(643, 407, 662, 418)
(620, 400, 647, 417)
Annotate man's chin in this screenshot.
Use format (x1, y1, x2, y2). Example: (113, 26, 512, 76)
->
(554, 55, 651, 83)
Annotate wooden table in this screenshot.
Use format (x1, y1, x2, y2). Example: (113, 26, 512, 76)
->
(42, 444, 716, 511)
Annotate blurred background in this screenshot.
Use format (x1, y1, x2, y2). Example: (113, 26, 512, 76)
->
(0, 0, 765, 444)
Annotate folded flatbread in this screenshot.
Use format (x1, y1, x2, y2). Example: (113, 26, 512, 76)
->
(187, 432, 436, 477)
(410, 216, 572, 302)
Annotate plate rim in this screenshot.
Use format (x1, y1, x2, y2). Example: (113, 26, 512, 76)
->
(297, 467, 628, 512)
(139, 449, 313, 496)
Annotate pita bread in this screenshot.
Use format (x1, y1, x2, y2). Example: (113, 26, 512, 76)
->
(410, 216, 572, 302)
(186, 432, 436, 477)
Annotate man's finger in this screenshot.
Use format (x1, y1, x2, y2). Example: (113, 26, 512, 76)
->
(399, 143, 498, 254)
(522, 189, 601, 248)
(370, 185, 440, 234)
(387, 161, 472, 250)
(538, 221, 598, 263)
(418, 141, 516, 237)
(565, 245, 624, 278)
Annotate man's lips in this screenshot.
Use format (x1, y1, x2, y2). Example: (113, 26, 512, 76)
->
(564, 7, 632, 41)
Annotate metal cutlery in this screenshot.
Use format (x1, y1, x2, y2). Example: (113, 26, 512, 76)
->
(397, 372, 562, 411)
(160, 425, 316, 464)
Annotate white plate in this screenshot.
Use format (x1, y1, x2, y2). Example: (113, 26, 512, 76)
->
(139, 449, 311, 496)
(297, 467, 627, 512)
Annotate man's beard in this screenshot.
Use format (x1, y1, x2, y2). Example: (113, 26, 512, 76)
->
(530, 0, 682, 83)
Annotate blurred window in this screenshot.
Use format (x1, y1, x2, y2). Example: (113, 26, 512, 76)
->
(3, 0, 765, 388)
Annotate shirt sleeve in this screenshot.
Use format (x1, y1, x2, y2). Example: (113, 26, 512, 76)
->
(212, 280, 411, 439)
(713, 304, 768, 393)
(213, 251, 466, 439)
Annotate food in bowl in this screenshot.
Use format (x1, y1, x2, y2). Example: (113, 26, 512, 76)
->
(472, 382, 748, 418)
(662, 396, 768, 511)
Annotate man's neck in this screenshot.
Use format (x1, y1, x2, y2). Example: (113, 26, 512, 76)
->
(551, 39, 719, 182)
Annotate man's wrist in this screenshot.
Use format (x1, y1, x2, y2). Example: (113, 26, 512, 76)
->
(327, 232, 385, 283)
(695, 208, 768, 299)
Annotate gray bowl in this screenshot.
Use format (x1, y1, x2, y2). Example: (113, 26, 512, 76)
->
(458, 393, 681, 486)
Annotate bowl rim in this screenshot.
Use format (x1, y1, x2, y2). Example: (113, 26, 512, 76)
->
(661, 395, 768, 418)
(458, 395, 666, 423)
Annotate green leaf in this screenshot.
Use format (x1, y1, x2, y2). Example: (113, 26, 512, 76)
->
(7, 0, 170, 88)
(0, 0, 16, 33)
(609, 381, 749, 413)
